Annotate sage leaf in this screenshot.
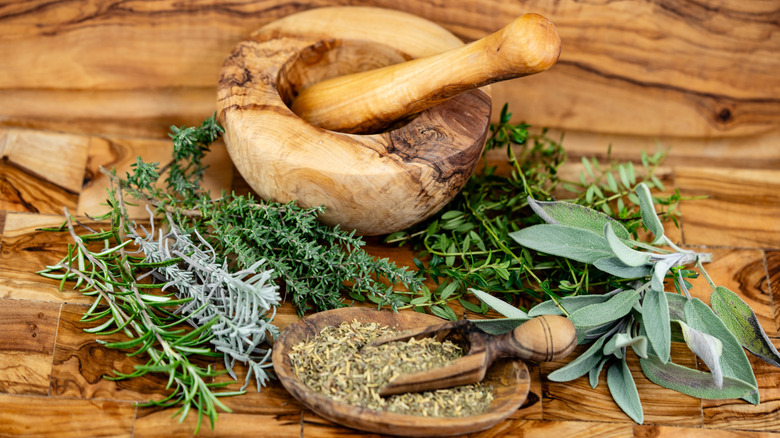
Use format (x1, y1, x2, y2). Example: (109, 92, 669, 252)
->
(636, 183, 665, 244)
(604, 333, 649, 359)
(675, 319, 723, 388)
(642, 287, 671, 364)
(590, 356, 609, 388)
(593, 257, 652, 279)
(548, 336, 607, 382)
(640, 354, 758, 401)
(528, 291, 617, 317)
(604, 223, 651, 267)
(509, 224, 613, 264)
(684, 298, 759, 404)
(471, 318, 529, 335)
(711, 286, 780, 368)
(651, 253, 683, 293)
(527, 197, 630, 240)
(569, 289, 640, 329)
(607, 357, 644, 424)
(469, 288, 529, 320)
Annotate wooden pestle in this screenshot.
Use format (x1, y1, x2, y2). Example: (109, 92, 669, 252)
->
(291, 13, 561, 134)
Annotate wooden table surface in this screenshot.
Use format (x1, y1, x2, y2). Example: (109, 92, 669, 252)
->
(0, 1, 779, 436)
(0, 125, 779, 437)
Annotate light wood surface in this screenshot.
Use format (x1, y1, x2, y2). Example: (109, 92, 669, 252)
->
(1, 1, 779, 437)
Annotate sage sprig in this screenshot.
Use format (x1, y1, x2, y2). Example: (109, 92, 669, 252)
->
(469, 182, 779, 423)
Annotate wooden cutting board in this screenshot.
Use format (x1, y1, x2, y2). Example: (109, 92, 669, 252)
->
(0, 0, 779, 436)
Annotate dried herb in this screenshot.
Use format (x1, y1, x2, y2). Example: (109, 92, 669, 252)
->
(289, 320, 493, 417)
(466, 182, 780, 423)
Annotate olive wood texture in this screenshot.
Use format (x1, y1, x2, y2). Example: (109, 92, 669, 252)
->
(291, 12, 560, 134)
(271, 307, 531, 437)
(370, 315, 577, 396)
(217, 7, 494, 235)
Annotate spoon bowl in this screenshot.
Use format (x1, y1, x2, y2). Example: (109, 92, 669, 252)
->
(272, 307, 531, 437)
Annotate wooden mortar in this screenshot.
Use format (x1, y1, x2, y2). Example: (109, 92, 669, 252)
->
(217, 7, 559, 235)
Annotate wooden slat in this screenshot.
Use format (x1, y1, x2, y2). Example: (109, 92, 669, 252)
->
(635, 424, 779, 437)
(541, 342, 702, 425)
(701, 339, 780, 432)
(0, 1, 776, 139)
(0, 299, 60, 395)
(0, 393, 135, 437)
(768, 251, 780, 336)
(676, 167, 780, 248)
(0, 213, 92, 303)
(134, 409, 304, 438)
(471, 419, 633, 438)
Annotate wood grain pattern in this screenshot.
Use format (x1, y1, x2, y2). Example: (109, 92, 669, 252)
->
(676, 167, 780, 248)
(0, 213, 92, 303)
(0, 299, 60, 395)
(472, 419, 633, 438)
(1, 0, 776, 139)
(0, 393, 135, 438)
(701, 339, 780, 431)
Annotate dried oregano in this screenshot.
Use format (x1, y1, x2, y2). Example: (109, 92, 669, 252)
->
(289, 320, 493, 417)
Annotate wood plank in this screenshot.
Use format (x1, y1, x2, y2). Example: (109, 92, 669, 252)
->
(684, 249, 776, 336)
(49, 304, 173, 402)
(471, 419, 633, 438)
(134, 409, 304, 437)
(0, 213, 92, 303)
(701, 339, 780, 432)
(0, 1, 776, 139)
(541, 342, 702, 425)
(77, 136, 233, 218)
(635, 424, 779, 437)
(768, 251, 780, 337)
(0, 298, 61, 395)
(0, 393, 135, 438)
(676, 167, 780, 248)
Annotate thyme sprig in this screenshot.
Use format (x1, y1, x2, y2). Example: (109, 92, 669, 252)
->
(386, 104, 683, 317)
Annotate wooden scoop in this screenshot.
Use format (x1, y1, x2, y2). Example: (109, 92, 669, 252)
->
(291, 12, 561, 133)
(369, 314, 577, 396)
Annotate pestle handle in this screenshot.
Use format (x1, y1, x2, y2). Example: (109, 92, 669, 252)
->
(291, 13, 561, 134)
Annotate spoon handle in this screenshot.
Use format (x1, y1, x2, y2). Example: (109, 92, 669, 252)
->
(495, 315, 577, 362)
(291, 13, 560, 134)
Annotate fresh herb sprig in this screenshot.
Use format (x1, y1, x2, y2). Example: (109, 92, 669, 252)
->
(386, 105, 681, 317)
(467, 183, 780, 423)
(123, 114, 422, 314)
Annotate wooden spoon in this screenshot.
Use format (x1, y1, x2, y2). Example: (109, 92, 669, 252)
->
(368, 314, 577, 396)
(291, 12, 561, 133)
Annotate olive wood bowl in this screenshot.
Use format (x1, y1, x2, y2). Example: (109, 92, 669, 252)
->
(216, 7, 492, 236)
(272, 307, 531, 437)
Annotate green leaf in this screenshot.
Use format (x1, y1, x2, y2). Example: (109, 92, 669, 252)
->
(569, 289, 640, 329)
(590, 357, 609, 388)
(593, 257, 652, 279)
(684, 298, 759, 404)
(675, 319, 723, 388)
(606, 172, 619, 193)
(430, 304, 458, 321)
(642, 287, 671, 363)
(603, 223, 651, 267)
(636, 183, 665, 244)
(548, 336, 607, 382)
(471, 318, 528, 335)
(509, 224, 613, 264)
(469, 288, 528, 320)
(640, 354, 758, 401)
(604, 333, 648, 359)
(711, 286, 780, 368)
(607, 357, 644, 424)
(529, 292, 616, 317)
(528, 198, 630, 240)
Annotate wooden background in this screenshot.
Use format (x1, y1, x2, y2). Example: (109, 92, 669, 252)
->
(1, 0, 779, 436)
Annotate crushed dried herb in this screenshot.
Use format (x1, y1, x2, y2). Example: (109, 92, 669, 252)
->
(289, 320, 493, 417)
